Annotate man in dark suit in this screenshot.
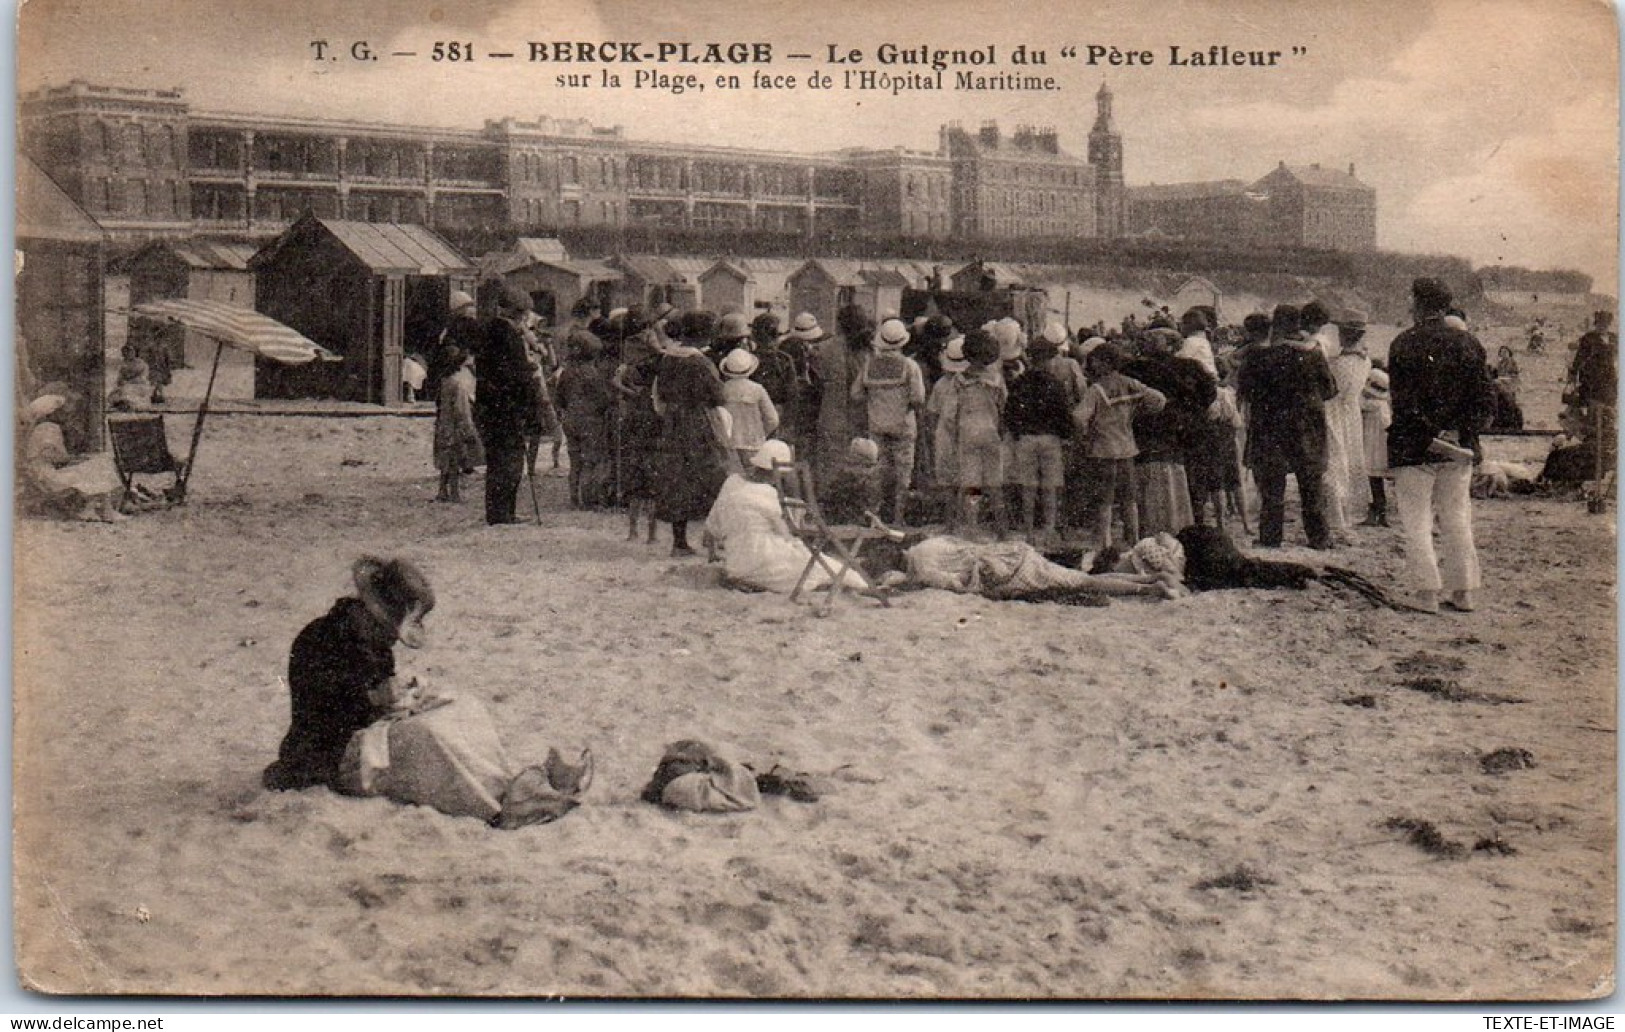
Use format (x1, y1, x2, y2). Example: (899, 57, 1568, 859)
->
(1236, 304, 1337, 549)
(475, 287, 540, 525)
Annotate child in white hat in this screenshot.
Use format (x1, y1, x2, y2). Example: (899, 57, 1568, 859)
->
(850, 318, 927, 523)
(719, 347, 779, 468)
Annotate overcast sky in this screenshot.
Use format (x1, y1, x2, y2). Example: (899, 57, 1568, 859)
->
(18, 0, 1620, 289)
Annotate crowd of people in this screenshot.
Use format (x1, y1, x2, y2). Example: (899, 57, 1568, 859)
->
(419, 276, 1565, 614)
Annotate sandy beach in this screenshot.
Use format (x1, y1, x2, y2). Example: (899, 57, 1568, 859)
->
(11, 395, 1616, 998)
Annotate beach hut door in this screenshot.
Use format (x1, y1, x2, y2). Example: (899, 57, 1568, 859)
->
(379, 276, 405, 405)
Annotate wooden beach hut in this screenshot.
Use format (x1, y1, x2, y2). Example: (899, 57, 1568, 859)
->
(248, 214, 476, 403)
(16, 156, 108, 451)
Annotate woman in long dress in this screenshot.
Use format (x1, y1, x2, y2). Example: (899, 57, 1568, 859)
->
(1324, 320, 1373, 541)
(653, 312, 735, 557)
(813, 304, 874, 490)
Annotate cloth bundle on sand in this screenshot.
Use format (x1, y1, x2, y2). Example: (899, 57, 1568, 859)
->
(640, 740, 761, 813)
(906, 535, 1183, 601)
(338, 689, 588, 828)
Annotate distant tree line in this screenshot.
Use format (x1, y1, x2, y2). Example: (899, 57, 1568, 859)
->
(1475, 264, 1593, 296)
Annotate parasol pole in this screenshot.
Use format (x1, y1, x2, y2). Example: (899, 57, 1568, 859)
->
(175, 338, 225, 503)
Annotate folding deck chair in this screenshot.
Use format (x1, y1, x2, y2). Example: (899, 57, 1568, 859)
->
(772, 460, 894, 614)
(107, 413, 187, 510)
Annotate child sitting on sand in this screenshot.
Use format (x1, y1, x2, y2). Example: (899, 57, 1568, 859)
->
(820, 437, 884, 525)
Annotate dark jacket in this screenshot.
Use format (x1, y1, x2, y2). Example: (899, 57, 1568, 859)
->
(1236, 341, 1337, 471)
(266, 598, 392, 790)
(430, 312, 485, 394)
(1571, 328, 1617, 407)
(1121, 355, 1218, 463)
(1386, 316, 1492, 467)
(474, 316, 540, 445)
(1004, 365, 1073, 439)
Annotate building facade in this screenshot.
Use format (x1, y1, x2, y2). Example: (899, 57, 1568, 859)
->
(22, 80, 1370, 251)
(1130, 162, 1377, 251)
(21, 80, 1133, 245)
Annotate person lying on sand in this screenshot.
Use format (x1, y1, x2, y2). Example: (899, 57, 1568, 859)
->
(264, 557, 589, 827)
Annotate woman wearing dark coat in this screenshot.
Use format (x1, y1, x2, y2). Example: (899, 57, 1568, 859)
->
(262, 558, 434, 792)
(1120, 328, 1217, 537)
(653, 311, 735, 556)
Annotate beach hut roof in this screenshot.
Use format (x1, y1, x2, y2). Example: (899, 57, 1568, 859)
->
(250, 215, 475, 275)
(17, 156, 105, 244)
(512, 237, 568, 263)
(162, 239, 259, 271)
(613, 254, 682, 284)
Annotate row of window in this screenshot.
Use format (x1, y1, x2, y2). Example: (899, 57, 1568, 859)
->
(982, 162, 1089, 188)
(976, 188, 1088, 217)
(903, 174, 950, 202)
(517, 197, 623, 226)
(80, 120, 184, 169)
(86, 177, 185, 218)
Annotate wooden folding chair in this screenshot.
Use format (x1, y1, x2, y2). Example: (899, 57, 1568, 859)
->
(772, 460, 893, 613)
(107, 413, 186, 510)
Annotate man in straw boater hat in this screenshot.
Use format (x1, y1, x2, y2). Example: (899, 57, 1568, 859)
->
(1385, 277, 1492, 613)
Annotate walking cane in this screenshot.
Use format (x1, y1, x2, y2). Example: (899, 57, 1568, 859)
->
(1589, 405, 1608, 514)
(526, 461, 544, 524)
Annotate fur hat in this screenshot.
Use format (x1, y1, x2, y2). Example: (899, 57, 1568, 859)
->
(750, 312, 781, 342)
(750, 438, 793, 471)
(875, 318, 910, 351)
(788, 312, 825, 341)
(720, 348, 759, 378)
(353, 556, 435, 649)
(497, 286, 533, 315)
(1411, 277, 1453, 314)
(848, 437, 880, 463)
(1270, 304, 1303, 339)
(1142, 327, 1183, 353)
(962, 327, 1000, 367)
(676, 310, 717, 345)
(718, 312, 751, 341)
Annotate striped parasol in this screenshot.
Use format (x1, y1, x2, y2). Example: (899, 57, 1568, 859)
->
(126, 299, 341, 503)
(130, 298, 340, 364)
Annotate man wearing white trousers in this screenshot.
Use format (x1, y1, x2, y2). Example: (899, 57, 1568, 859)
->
(1386, 278, 1494, 614)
